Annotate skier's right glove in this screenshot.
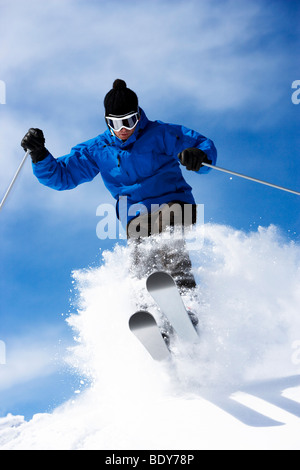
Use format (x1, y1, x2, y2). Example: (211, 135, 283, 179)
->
(21, 128, 49, 164)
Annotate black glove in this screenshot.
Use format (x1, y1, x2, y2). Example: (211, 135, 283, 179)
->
(178, 147, 212, 172)
(21, 128, 49, 164)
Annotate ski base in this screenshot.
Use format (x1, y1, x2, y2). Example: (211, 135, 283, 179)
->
(129, 311, 170, 361)
(146, 271, 199, 343)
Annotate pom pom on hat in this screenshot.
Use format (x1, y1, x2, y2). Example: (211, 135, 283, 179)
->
(112, 79, 127, 90)
(104, 79, 138, 116)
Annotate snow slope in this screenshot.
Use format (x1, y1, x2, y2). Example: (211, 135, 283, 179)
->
(0, 224, 300, 450)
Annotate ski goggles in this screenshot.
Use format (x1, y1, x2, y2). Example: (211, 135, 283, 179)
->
(105, 111, 140, 132)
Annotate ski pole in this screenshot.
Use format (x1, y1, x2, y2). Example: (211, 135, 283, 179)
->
(0, 150, 30, 212)
(202, 162, 300, 197)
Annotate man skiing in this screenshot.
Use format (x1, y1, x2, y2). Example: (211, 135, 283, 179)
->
(21, 79, 217, 295)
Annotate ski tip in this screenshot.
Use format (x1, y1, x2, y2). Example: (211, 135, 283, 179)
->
(129, 311, 156, 331)
(129, 311, 170, 361)
(146, 271, 175, 291)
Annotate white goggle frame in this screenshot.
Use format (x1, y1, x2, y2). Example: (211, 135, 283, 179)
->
(105, 111, 140, 132)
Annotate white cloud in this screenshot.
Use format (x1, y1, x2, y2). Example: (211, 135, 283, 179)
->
(0, 0, 292, 111)
(0, 327, 68, 392)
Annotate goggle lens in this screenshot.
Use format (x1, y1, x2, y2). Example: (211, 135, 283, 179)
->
(106, 112, 140, 132)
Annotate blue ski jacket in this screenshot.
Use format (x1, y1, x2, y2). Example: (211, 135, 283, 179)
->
(33, 108, 217, 225)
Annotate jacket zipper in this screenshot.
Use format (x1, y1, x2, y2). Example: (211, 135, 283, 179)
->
(117, 155, 130, 178)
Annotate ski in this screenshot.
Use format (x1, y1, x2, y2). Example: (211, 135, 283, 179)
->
(129, 311, 170, 361)
(146, 271, 199, 343)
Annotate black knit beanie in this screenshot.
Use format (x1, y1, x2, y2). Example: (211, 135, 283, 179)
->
(104, 79, 139, 117)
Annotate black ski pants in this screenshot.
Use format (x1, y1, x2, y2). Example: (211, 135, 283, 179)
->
(127, 201, 197, 292)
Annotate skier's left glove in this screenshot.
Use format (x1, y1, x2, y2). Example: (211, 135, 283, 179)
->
(178, 147, 212, 172)
(21, 128, 49, 164)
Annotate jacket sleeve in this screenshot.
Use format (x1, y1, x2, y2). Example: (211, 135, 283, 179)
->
(32, 142, 100, 191)
(163, 122, 217, 175)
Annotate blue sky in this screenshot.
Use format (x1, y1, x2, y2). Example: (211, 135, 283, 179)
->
(0, 0, 299, 419)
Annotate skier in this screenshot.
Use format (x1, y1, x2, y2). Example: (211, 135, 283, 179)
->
(21, 79, 217, 298)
